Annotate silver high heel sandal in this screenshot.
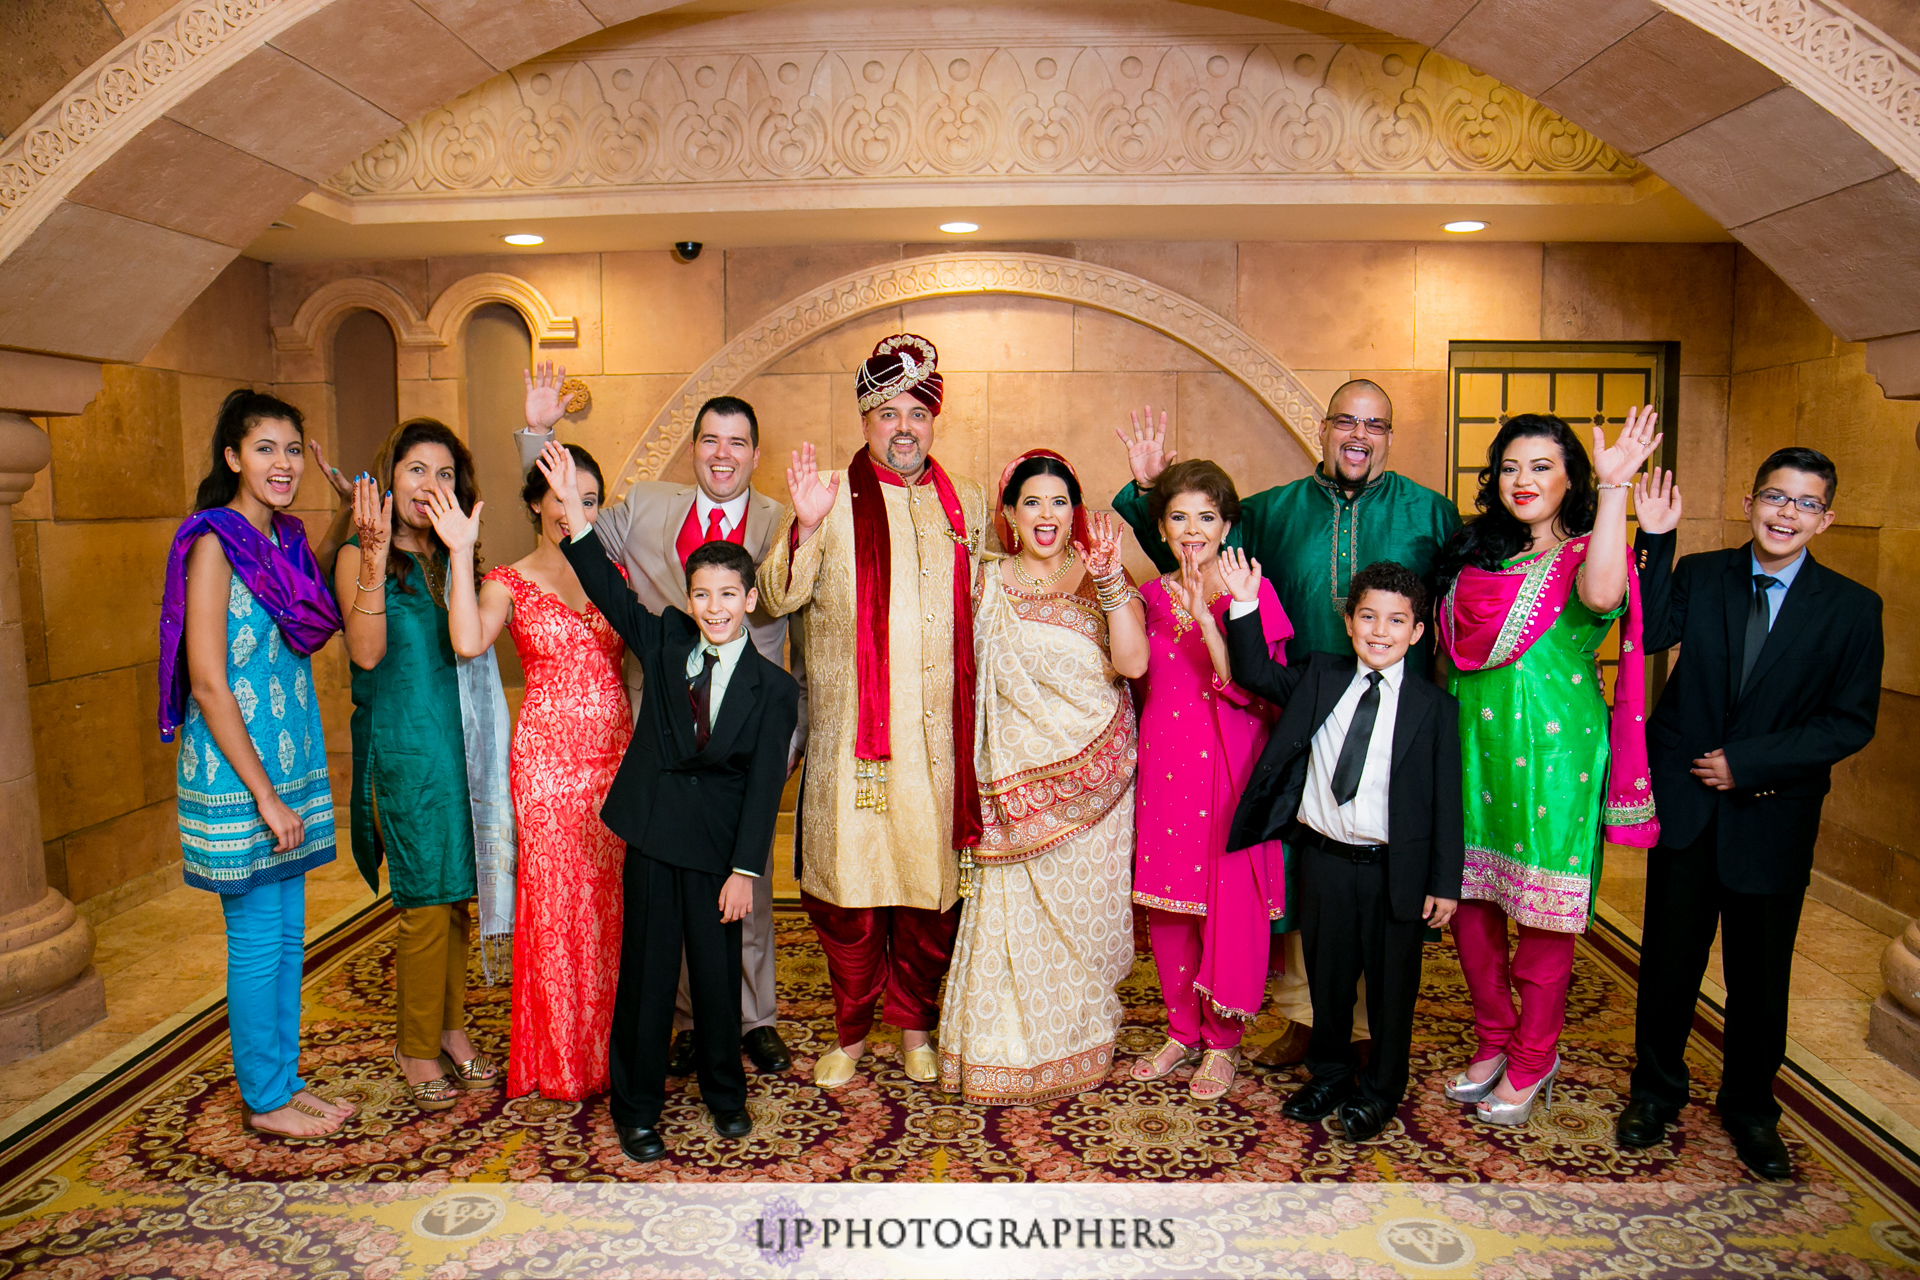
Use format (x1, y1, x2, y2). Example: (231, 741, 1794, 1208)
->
(1445, 1053, 1507, 1104)
(1475, 1056, 1558, 1127)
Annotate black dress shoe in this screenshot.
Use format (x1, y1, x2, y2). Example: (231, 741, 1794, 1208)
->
(743, 1026, 792, 1073)
(1336, 1096, 1393, 1143)
(666, 1030, 697, 1077)
(1615, 1097, 1678, 1150)
(1725, 1118, 1793, 1180)
(617, 1124, 667, 1163)
(1281, 1076, 1354, 1123)
(711, 1107, 753, 1139)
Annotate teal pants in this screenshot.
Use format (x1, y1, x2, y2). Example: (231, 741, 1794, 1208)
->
(220, 875, 308, 1113)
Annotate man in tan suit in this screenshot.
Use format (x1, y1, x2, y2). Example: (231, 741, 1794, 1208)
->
(518, 363, 804, 1074)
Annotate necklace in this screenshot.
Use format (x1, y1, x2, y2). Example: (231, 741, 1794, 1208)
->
(1014, 547, 1077, 589)
(418, 550, 446, 608)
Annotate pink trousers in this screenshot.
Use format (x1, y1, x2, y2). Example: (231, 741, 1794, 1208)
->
(1148, 909, 1245, 1052)
(1452, 899, 1578, 1090)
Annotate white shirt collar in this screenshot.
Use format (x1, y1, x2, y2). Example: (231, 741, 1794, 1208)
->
(695, 489, 751, 534)
(1354, 656, 1405, 691)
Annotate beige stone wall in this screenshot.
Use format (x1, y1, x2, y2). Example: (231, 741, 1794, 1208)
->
(34, 233, 1919, 917)
(13, 256, 351, 918)
(1725, 246, 1920, 914)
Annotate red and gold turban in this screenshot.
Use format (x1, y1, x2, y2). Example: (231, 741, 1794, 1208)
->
(856, 333, 943, 415)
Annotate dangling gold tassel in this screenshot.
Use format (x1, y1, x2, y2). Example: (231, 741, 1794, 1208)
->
(956, 847, 977, 900)
(855, 758, 889, 812)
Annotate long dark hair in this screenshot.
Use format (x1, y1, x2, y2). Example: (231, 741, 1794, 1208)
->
(374, 418, 480, 593)
(522, 444, 605, 526)
(192, 389, 305, 512)
(1430, 413, 1596, 601)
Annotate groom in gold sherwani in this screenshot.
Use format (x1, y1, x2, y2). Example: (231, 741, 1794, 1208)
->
(757, 334, 987, 1089)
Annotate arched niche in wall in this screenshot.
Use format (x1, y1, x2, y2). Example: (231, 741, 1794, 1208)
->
(331, 308, 398, 477)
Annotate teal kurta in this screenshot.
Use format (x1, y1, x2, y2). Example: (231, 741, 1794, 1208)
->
(1114, 470, 1460, 669)
(1445, 548, 1624, 933)
(347, 541, 477, 909)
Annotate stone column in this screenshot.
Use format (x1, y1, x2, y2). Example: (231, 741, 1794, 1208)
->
(0, 412, 103, 1063)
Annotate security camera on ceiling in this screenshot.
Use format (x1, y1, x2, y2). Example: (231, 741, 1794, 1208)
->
(671, 242, 703, 263)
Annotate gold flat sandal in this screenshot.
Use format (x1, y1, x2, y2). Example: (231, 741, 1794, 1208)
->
(1189, 1048, 1239, 1101)
(813, 1046, 864, 1089)
(240, 1100, 343, 1139)
(438, 1049, 501, 1089)
(1131, 1037, 1203, 1082)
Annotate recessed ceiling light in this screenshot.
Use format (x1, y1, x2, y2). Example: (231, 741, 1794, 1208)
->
(1443, 220, 1488, 233)
(939, 221, 979, 234)
(502, 233, 545, 246)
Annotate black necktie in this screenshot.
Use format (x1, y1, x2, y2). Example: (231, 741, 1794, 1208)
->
(1739, 574, 1779, 695)
(688, 648, 719, 750)
(1330, 670, 1384, 806)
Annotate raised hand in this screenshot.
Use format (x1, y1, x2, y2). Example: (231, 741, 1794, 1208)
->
(523, 357, 570, 433)
(786, 442, 841, 531)
(1632, 466, 1683, 535)
(1175, 545, 1215, 628)
(308, 437, 354, 501)
(424, 488, 482, 555)
(537, 440, 580, 505)
(1593, 405, 1662, 488)
(1077, 510, 1125, 579)
(351, 474, 392, 559)
(1218, 545, 1263, 604)
(1114, 405, 1176, 489)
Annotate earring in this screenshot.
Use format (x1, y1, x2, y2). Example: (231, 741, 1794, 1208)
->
(1008, 528, 1020, 553)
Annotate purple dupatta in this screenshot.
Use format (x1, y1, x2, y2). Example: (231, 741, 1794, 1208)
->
(1439, 535, 1660, 848)
(157, 507, 343, 742)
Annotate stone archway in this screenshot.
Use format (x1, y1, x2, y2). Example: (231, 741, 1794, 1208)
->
(611, 251, 1326, 495)
(1, 0, 1918, 392)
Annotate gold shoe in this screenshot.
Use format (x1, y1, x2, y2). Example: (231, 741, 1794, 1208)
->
(902, 1044, 937, 1083)
(813, 1046, 863, 1089)
(438, 1049, 500, 1090)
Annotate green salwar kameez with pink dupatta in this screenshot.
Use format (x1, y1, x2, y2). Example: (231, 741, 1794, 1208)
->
(1440, 534, 1659, 1087)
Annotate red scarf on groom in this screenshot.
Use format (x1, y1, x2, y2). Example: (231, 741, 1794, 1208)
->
(847, 446, 983, 851)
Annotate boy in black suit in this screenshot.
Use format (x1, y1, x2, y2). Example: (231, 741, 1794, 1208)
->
(543, 444, 801, 1165)
(1222, 555, 1463, 1142)
(1619, 447, 1882, 1179)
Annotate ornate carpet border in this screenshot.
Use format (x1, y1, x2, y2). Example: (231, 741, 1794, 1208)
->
(1583, 914, 1920, 1230)
(0, 895, 398, 1176)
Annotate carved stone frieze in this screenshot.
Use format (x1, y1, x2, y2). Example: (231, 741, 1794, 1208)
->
(324, 32, 1637, 202)
(1669, 0, 1920, 181)
(613, 251, 1323, 496)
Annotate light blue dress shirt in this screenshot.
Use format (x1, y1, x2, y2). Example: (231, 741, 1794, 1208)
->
(1750, 548, 1806, 630)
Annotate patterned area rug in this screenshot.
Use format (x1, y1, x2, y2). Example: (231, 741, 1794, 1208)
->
(0, 903, 1917, 1277)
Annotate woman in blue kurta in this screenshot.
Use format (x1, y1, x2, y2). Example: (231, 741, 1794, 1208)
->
(160, 390, 355, 1139)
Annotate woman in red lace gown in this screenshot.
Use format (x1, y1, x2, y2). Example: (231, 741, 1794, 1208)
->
(444, 443, 631, 1100)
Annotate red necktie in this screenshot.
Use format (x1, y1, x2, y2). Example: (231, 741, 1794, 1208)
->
(706, 509, 726, 543)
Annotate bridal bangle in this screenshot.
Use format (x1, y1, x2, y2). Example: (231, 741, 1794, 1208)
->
(1094, 570, 1132, 612)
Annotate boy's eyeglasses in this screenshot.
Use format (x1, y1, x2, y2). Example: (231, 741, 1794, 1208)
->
(1753, 488, 1828, 515)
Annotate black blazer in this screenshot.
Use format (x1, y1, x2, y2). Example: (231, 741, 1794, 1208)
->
(1636, 531, 1882, 893)
(562, 528, 800, 879)
(1223, 611, 1465, 923)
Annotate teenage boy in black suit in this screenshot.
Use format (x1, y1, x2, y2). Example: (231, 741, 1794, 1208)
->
(542, 443, 801, 1165)
(1221, 554, 1464, 1142)
(1618, 447, 1883, 1180)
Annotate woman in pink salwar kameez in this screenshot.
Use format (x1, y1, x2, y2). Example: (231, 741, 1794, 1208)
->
(1129, 459, 1291, 1100)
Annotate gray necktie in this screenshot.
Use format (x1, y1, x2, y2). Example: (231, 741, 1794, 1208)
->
(1739, 574, 1779, 695)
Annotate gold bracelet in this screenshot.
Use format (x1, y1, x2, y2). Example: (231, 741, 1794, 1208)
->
(1596, 482, 1631, 491)
(352, 604, 386, 616)
(356, 579, 383, 593)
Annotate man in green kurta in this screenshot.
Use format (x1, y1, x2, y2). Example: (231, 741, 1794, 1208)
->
(1113, 380, 1458, 670)
(1111, 378, 1461, 1064)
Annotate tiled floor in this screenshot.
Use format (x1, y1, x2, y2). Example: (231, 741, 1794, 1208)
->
(3, 841, 1916, 1143)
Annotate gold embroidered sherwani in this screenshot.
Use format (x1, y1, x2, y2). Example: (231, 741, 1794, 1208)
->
(758, 469, 987, 912)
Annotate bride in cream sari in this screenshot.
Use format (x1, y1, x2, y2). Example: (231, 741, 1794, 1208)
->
(938, 450, 1147, 1105)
